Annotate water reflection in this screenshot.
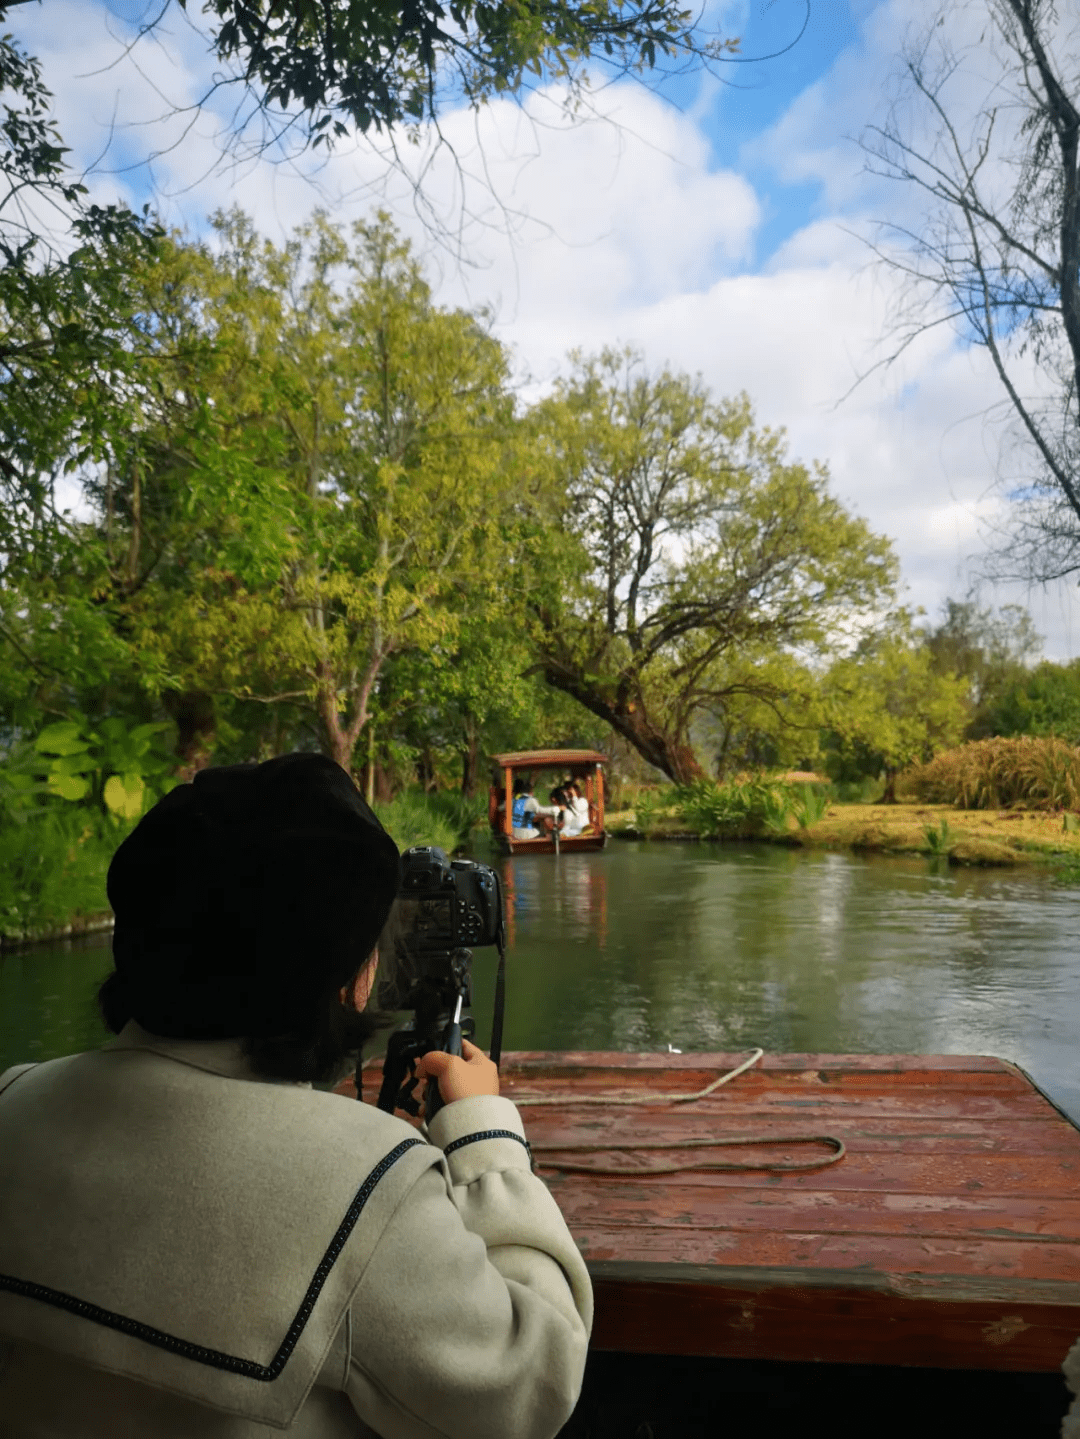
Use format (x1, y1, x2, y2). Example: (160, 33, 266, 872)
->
(2, 843, 1078, 1123)
(470, 843, 1080, 1123)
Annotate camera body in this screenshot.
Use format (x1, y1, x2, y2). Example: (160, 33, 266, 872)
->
(399, 845, 503, 953)
(374, 846, 504, 1115)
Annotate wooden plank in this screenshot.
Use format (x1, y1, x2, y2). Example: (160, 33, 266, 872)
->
(588, 1267, 1079, 1372)
(573, 1226, 1079, 1282)
(499, 1051, 1035, 1077)
(346, 1051, 1080, 1370)
(549, 1187, 1080, 1241)
(526, 1113, 1077, 1153)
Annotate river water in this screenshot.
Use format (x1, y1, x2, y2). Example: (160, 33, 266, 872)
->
(2, 842, 1077, 1122)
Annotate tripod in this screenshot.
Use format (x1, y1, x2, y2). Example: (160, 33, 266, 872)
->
(373, 947, 476, 1121)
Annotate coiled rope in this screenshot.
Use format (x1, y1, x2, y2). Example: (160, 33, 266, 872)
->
(511, 1048, 846, 1176)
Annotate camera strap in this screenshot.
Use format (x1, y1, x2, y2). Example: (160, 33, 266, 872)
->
(489, 933, 507, 1069)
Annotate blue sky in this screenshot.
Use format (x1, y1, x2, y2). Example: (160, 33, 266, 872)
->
(17, 0, 1080, 656)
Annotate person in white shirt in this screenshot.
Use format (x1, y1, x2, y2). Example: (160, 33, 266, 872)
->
(560, 782, 592, 838)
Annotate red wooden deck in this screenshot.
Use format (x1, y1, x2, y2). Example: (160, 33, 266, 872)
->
(359, 1051, 1080, 1373)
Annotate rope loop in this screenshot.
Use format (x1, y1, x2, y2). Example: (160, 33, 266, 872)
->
(510, 1048, 848, 1176)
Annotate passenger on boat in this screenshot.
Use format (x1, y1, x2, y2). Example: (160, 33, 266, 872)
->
(560, 782, 592, 838)
(548, 785, 570, 827)
(510, 778, 561, 839)
(0, 753, 592, 1439)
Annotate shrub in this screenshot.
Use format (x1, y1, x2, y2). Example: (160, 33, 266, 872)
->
(790, 784, 830, 830)
(633, 790, 663, 835)
(923, 819, 952, 854)
(674, 777, 794, 838)
(0, 807, 131, 942)
(907, 736, 1080, 810)
(373, 790, 475, 854)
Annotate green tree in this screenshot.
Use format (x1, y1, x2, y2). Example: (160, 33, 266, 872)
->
(527, 351, 898, 784)
(826, 615, 971, 802)
(924, 599, 1041, 720)
(980, 658, 1080, 742)
(100, 213, 520, 780)
(0, 5, 160, 511)
(695, 652, 824, 778)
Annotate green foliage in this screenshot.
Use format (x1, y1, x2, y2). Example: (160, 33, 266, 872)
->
(116, 211, 521, 777)
(30, 719, 175, 818)
(530, 350, 898, 784)
(193, 0, 739, 136)
(673, 777, 795, 839)
(923, 819, 953, 855)
(825, 612, 970, 793)
(908, 737, 1080, 811)
(978, 659, 1080, 743)
(632, 789, 663, 835)
(790, 783, 830, 830)
(925, 600, 1041, 709)
(372, 792, 463, 855)
(0, 13, 162, 537)
(0, 806, 128, 941)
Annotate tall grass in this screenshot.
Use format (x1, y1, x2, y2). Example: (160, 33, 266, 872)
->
(790, 783, 831, 830)
(907, 736, 1080, 810)
(0, 808, 132, 943)
(674, 778, 797, 838)
(373, 789, 488, 854)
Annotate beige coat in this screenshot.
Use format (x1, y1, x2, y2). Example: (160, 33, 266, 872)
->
(0, 1023, 592, 1438)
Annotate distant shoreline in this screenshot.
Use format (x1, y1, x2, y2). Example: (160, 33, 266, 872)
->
(0, 914, 114, 953)
(608, 801, 1080, 871)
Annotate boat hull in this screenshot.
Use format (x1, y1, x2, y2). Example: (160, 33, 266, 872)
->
(497, 833, 607, 855)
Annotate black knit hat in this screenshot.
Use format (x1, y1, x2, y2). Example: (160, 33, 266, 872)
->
(103, 753, 401, 1041)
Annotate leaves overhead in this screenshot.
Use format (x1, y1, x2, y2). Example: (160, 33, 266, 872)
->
(190, 0, 739, 137)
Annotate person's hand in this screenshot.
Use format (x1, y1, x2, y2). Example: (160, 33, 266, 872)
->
(414, 1038, 499, 1105)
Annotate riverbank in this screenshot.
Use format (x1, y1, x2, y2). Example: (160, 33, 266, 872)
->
(608, 801, 1080, 870)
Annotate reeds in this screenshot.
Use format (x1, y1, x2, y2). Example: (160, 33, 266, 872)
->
(373, 791, 475, 854)
(671, 777, 831, 839)
(907, 736, 1080, 811)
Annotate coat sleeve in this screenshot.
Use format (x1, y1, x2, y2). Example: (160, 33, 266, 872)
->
(342, 1095, 592, 1439)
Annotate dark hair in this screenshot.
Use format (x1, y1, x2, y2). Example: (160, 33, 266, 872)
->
(99, 754, 401, 1084)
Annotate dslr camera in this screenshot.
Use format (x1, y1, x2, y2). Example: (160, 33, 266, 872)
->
(375, 846, 505, 1117)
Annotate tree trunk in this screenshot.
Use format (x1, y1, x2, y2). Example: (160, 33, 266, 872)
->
(324, 723, 354, 781)
(316, 659, 360, 782)
(416, 748, 437, 793)
(541, 662, 705, 784)
(460, 714, 480, 797)
(165, 691, 216, 782)
(373, 762, 394, 803)
(881, 767, 899, 804)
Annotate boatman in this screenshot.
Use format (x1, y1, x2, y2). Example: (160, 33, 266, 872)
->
(511, 778, 562, 840)
(0, 753, 592, 1437)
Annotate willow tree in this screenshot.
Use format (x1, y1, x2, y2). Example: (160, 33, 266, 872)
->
(528, 351, 898, 784)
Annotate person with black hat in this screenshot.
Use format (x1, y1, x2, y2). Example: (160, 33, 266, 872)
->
(0, 753, 591, 1437)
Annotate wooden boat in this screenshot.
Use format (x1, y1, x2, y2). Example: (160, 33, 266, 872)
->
(488, 749, 608, 855)
(343, 1050, 1080, 1376)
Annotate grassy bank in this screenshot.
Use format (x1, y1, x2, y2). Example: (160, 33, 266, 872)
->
(0, 810, 134, 949)
(608, 799, 1080, 869)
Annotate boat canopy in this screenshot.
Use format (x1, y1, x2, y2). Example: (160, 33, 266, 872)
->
(489, 749, 607, 770)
